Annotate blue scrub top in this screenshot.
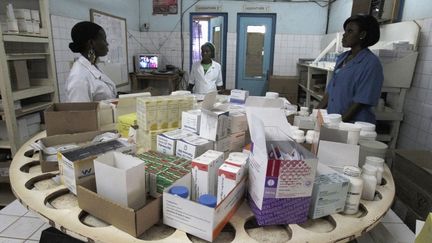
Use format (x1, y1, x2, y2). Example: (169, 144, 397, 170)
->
(327, 48, 383, 123)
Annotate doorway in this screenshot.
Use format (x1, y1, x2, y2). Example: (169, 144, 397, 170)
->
(189, 13, 228, 88)
(236, 13, 276, 95)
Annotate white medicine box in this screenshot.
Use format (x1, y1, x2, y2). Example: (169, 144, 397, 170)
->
(94, 152, 146, 210)
(157, 129, 194, 155)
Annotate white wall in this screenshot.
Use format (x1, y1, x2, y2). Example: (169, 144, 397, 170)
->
(327, 0, 352, 33)
(402, 0, 432, 21)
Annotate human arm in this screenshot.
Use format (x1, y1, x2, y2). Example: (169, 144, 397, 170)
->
(342, 102, 366, 122)
(317, 93, 329, 109)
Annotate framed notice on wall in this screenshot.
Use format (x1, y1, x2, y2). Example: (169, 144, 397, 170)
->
(153, 0, 178, 15)
(90, 9, 128, 87)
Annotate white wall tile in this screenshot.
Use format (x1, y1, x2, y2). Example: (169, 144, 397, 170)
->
(0, 215, 19, 233)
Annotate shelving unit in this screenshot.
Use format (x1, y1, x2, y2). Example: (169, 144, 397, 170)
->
(297, 21, 419, 149)
(0, 0, 58, 159)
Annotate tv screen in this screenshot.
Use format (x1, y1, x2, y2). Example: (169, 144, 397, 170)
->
(135, 54, 159, 73)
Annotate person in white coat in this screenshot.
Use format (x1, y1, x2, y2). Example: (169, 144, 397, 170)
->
(65, 21, 117, 102)
(188, 42, 223, 94)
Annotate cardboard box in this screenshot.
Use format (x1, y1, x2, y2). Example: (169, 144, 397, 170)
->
(268, 76, 298, 94)
(156, 129, 194, 155)
(59, 139, 135, 194)
(229, 89, 249, 104)
(77, 177, 161, 237)
(229, 112, 248, 134)
(199, 108, 229, 141)
(213, 135, 231, 153)
(94, 152, 146, 210)
(294, 116, 315, 130)
(217, 163, 245, 203)
(317, 140, 359, 169)
(44, 103, 100, 136)
(136, 97, 158, 131)
(245, 97, 318, 225)
(393, 150, 432, 218)
(163, 174, 246, 242)
(39, 130, 115, 172)
(117, 113, 136, 138)
(175, 135, 213, 160)
(309, 163, 349, 219)
(181, 109, 201, 134)
(229, 131, 246, 152)
(10, 60, 30, 90)
(199, 91, 229, 141)
(191, 150, 224, 200)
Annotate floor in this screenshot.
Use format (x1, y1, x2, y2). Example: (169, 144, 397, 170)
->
(0, 199, 417, 243)
(0, 200, 50, 243)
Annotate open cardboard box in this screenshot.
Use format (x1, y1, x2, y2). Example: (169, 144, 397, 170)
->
(77, 177, 161, 237)
(163, 173, 246, 242)
(44, 102, 100, 136)
(39, 130, 116, 172)
(245, 97, 318, 225)
(58, 139, 135, 194)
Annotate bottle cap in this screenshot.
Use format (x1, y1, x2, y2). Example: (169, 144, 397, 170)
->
(362, 164, 377, 175)
(169, 186, 189, 199)
(343, 166, 361, 177)
(365, 156, 384, 167)
(354, 121, 376, 132)
(198, 194, 217, 208)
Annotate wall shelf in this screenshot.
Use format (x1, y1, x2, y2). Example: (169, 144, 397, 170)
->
(3, 34, 49, 43)
(6, 53, 49, 60)
(12, 85, 55, 101)
(0, 0, 58, 159)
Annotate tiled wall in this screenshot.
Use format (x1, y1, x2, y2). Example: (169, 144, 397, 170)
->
(51, 15, 321, 101)
(397, 17, 432, 150)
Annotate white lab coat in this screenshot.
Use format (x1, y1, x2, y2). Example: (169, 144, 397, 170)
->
(189, 60, 223, 94)
(65, 55, 117, 102)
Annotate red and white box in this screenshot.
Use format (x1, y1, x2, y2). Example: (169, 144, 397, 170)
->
(191, 150, 224, 200)
(217, 163, 245, 203)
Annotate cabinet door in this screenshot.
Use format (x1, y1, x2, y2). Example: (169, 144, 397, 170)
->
(351, 0, 372, 16)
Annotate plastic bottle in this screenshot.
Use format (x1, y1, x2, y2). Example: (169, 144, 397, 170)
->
(198, 194, 217, 208)
(299, 107, 309, 117)
(169, 186, 189, 199)
(361, 164, 377, 201)
(343, 166, 363, 215)
(293, 130, 305, 143)
(339, 122, 361, 145)
(365, 156, 384, 185)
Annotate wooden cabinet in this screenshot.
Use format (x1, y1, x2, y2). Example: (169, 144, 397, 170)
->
(0, 0, 58, 156)
(351, 0, 400, 23)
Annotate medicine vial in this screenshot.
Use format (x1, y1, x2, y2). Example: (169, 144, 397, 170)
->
(198, 194, 217, 208)
(169, 186, 189, 199)
(361, 164, 377, 201)
(365, 156, 384, 185)
(343, 166, 363, 215)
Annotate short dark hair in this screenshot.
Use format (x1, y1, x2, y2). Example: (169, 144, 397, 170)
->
(69, 21, 104, 53)
(201, 42, 215, 58)
(343, 14, 380, 48)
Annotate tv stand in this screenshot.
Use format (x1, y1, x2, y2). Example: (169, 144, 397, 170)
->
(130, 72, 180, 95)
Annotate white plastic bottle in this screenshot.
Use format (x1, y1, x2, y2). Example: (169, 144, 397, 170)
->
(343, 166, 363, 215)
(361, 164, 377, 201)
(365, 156, 384, 185)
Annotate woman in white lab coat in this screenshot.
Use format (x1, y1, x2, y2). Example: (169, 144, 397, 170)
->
(65, 21, 117, 102)
(188, 42, 223, 94)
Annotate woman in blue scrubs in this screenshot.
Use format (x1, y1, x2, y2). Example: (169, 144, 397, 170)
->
(318, 15, 383, 124)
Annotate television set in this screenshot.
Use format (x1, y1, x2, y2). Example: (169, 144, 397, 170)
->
(134, 54, 160, 73)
